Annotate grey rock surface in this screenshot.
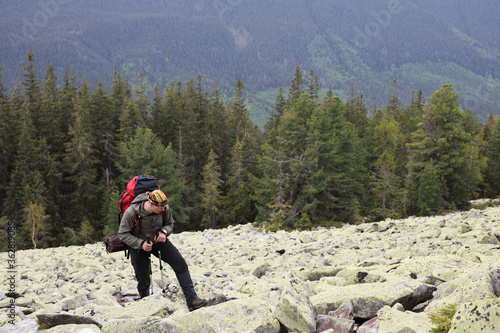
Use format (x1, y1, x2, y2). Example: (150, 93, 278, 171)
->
(1, 205, 499, 332)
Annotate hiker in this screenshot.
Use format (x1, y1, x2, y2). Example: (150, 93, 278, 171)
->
(118, 189, 207, 311)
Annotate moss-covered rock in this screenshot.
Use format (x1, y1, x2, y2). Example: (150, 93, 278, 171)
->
(448, 298, 500, 333)
(424, 263, 500, 314)
(311, 277, 435, 319)
(101, 316, 182, 333)
(169, 297, 280, 332)
(377, 303, 432, 333)
(1, 206, 500, 331)
(274, 279, 315, 333)
(39, 323, 102, 332)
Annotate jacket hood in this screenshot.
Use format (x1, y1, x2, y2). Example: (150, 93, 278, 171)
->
(131, 192, 149, 204)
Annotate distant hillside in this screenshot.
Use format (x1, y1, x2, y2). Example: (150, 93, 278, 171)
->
(1, 0, 499, 126)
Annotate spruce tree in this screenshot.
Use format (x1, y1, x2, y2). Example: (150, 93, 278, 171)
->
(89, 81, 116, 186)
(59, 67, 77, 152)
(200, 149, 223, 229)
(368, 115, 405, 218)
(288, 66, 305, 103)
(307, 68, 320, 101)
(204, 81, 232, 182)
(264, 87, 286, 148)
(223, 140, 251, 226)
(417, 162, 444, 215)
(385, 79, 402, 120)
(133, 72, 150, 123)
(307, 95, 366, 223)
(407, 84, 479, 212)
(0, 67, 18, 205)
(478, 113, 500, 197)
(22, 51, 42, 138)
(6, 117, 55, 249)
(116, 128, 189, 226)
(345, 85, 368, 138)
(110, 70, 131, 142)
(64, 95, 100, 237)
(117, 98, 142, 144)
(40, 65, 60, 151)
(370, 151, 398, 219)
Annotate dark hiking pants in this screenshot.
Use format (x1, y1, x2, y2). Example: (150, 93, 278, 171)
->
(130, 239, 197, 303)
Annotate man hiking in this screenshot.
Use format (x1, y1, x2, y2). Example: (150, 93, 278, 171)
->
(118, 189, 207, 311)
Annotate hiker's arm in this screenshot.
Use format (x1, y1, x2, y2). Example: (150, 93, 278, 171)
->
(161, 205, 175, 236)
(118, 210, 143, 250)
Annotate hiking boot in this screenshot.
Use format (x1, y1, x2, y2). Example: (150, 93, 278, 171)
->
(188, 298, 208, 311)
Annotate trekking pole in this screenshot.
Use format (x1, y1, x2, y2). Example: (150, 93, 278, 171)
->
(154, 227, 166, 293)
(145, 233, 153, 295)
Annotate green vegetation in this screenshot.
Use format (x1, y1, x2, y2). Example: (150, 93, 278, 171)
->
(1, 0, 500, 124)
(1, 54, 500, 251)
(428, 303, 458, 333)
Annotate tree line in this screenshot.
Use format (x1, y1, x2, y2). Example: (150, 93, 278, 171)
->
(1, 52, 499, 250)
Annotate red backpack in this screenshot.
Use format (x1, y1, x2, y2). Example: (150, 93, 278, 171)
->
(118, 174, 160, 222)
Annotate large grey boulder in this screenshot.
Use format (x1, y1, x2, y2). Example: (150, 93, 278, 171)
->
(168, 297, 280, 332)
(73, 293, 180, 321)
(311, 277, 436, 319)
(376, 303, 432, 333)
(274, 278, 316, 333)
(0, 318, 38, 333)
(448, 298, 500, 333)
(36, 312, 104, 330)
(425, 262, 500, 314)
(102, 316, 183, 333)
(41, 324, 102, 332)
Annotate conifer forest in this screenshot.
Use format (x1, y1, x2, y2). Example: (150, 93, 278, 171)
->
(1, 52, 499, 251)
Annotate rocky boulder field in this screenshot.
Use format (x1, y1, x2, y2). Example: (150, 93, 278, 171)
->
(1, 204, 500, 333)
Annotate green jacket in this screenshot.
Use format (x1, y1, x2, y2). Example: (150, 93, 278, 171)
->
(118, 193, 175, 250)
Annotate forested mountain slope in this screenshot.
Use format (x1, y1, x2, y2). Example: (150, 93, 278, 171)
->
(1, 0, 499, 125)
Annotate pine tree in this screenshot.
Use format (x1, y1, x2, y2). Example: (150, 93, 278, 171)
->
(110, 70, 131, 140)
(385, 79, 402, 120)
(22, 51, 42, 138)
(264, 87, 286, 148)
(40, 65, 60, 151)
(307, 95, 366, 223)
(149, 85, 164, 141)
(407, 84, 478, 212)
(370, 151, 398, 219)
(6, 116, 55, 249)
(89, 81, 116, 186)
(204, 81, 232, 182)
(64, 94, 100, 235)
(345, 85, 368, 138)
(116, 128, 189, 226)
(229, 78, 250, 142)
(179, 78, 210, 190)
(200, 149, 223, 229)
(117, 98, 142, 144)
(133, 72, 150, 123)
(288, 66, 305, 103)
(59, 67, 77, 151)
(223, 140, 251, 226)
(417, 162, 444, 215)
(368, 115, 405, 218)
(488, 119, 500, 196)
(256, 94, 317, 227)
(400, 93, 424, 136)
(478, 113, 500, 197)
(307, 68, 320, 101)
(0, 67, 18, 205)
